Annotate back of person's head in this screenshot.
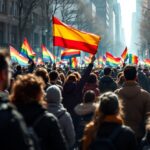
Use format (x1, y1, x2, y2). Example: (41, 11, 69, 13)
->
(16, 65, 21, 71)
(0, 53, 10, 90)
(104, 67, 112, 76)
(73, 72, 81, 81)
(49, 70, 59, 82)
(10, 74, 45, 104)
(83, 90, 96, 103)
(46, 85, 62, 104)
(87, 73, 97, 84)
(35, 67, 49, 84)
(99, 92, 119, 115)
(66, 73, 77, 83)
(124, 65, 137, 81)
(0, 53, 8, 72)
(59, 72, 66, 84)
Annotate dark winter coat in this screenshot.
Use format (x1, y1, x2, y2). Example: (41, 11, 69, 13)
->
(0, 100, 33, 150)
(138, 71, 150, 92)
(62, 63, 94, 121)
(99, 76, 118, 93)
(15, 102, 68, 150)
(92, 122, 137, 150)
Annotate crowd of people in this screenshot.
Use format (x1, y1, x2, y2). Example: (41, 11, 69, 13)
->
(0, 51, 150, 150)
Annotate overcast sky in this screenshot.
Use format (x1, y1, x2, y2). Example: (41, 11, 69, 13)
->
(118, 0, 136, 47)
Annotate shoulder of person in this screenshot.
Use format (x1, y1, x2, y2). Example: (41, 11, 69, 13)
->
(120, 125, 136, 137)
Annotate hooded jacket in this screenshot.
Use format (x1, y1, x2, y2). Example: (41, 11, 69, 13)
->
(74, 103, 96, 141)
(99, 76, 117, 93)
(115, 81, 150, 140)
(46, 85, 75, 148)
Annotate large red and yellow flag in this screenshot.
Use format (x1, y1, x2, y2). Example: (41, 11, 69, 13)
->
(53, 17, 101, 55)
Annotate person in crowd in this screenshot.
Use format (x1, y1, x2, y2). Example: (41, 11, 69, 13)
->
(83, 73, 100, 97)
(140, 121, 150, 150)
(28, 59, 35, 73)
(74, 90, 97, 144)
(62, 56, 96, 125)
(0, 53, 34, 150)
(46, 85, 75, 149)
(137, 67, 150, 92)
(10, 74, 68, 150)
(115, 65, 150, 142)
(73, 72, 81, 81)
(34, 67, 51, 90)
(99, 67, 118, 93)
(14, 65, 22, 78)
(49, 70, 63, 91)
(117, 74, 125, 88)
(59, 72, 66, 86)
(82, 92, 137, 150)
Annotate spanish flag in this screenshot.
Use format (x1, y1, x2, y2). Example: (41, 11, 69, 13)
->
(53, 17, 101, 54)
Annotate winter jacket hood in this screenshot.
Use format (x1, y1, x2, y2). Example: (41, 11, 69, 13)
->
(47, 103, 67, 118)
(74, 103, 96, 116)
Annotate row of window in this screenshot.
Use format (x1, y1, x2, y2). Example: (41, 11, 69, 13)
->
(0, 22, 47, 47)
(0, 0, 18, 16)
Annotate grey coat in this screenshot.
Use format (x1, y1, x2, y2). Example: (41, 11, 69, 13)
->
(48, 103, 75, 148)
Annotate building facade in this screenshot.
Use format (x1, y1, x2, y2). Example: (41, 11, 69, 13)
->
(92, 0, 124, 56)
(0, 0, 49, 55)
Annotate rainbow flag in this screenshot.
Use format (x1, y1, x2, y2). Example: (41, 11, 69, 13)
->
(37, 57, 44, 65)
(98, 56, 105, 65)
(20, 38, 36, 59)
(71, 57, 78, 68)
(10, 46, 28, 66)
(84, 56, 91, 64)
(106, 52, 121, 67)
(121, 47, 128, 62)
(53, 16, 101, 54)
(61, 49, 80, 59)
(144, 59, 150, 67)
(129, 54, 138, 65)
(42, 44, 55, 63)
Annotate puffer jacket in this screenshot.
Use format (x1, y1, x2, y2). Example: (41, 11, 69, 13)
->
(15, 102, 67, 150)
(115, 81, 150, 140)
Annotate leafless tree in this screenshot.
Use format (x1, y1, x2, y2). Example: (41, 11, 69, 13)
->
(16, 0, 41, 49)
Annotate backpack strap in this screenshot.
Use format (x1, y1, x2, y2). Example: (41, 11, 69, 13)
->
(57, 111, 66, 120)
(32, 113, 46, 128)
(109, 126, 122, 141)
